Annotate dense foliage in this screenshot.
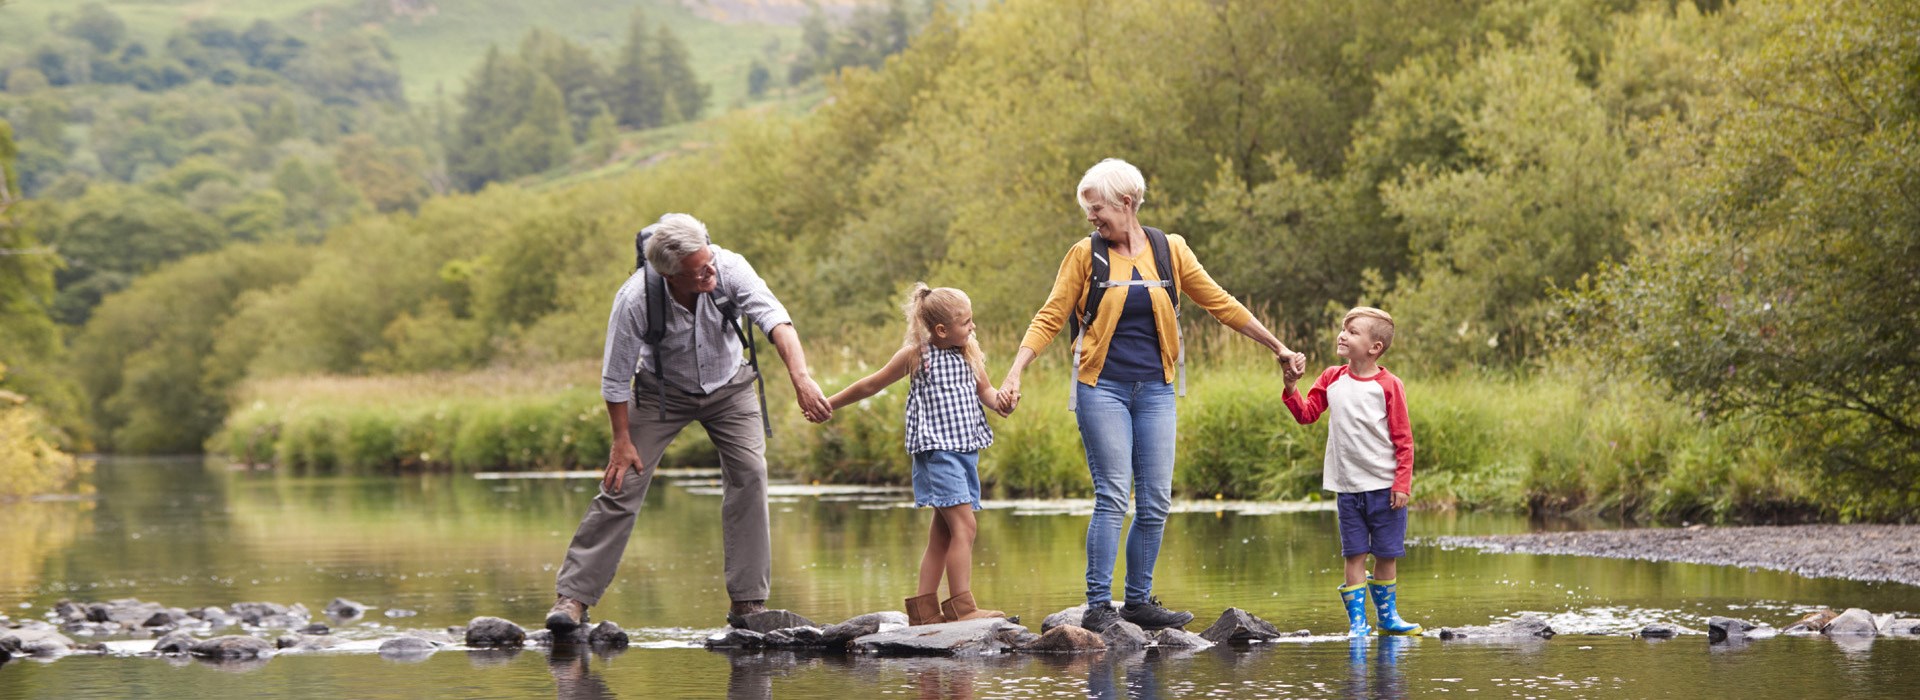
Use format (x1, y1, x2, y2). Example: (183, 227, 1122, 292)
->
(4, 0, 1910, 520)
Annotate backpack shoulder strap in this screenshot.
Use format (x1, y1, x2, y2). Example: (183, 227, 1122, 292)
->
(1079, 232, 1112, 330)
(1142, 226, 1178, 307)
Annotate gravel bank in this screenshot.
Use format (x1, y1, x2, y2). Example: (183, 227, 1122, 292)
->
(1430, 525, 1920, 587)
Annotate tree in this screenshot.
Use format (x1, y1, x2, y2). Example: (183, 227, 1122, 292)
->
(46, 184, 226, 325)
(500, 76, 574, 176)
(336, 134, 430, 213)
(654, 25, 708, 123)
(609, 14, 666, 129)
(747, 60, 772, 98)
(63, 3, 127, 53)
(1570, 0, 1920, 519)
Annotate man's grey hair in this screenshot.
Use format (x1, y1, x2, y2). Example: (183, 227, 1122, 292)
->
(645, 213, 711, 275)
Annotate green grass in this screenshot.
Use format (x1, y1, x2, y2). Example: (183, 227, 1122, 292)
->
(212, 324, 1821, 522)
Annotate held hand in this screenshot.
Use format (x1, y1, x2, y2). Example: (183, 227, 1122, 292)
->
(997, 375, 1022, 415)
(794, 376, 833, 423)
(603, 441, 642, 494)
(989, 389, 1013, 418)
(1391, 491, 1410, 510)
(1278, 354, 1304, 383)
(1288, 351, 1307, 377)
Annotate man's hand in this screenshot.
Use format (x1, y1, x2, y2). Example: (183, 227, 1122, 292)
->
(1280, 354, 1304, 384)
(1391, 491, 1410, 510)
(604, 440, 642, 494)
(1288, 351, 1307, 377)
(793, 375, 833, 423)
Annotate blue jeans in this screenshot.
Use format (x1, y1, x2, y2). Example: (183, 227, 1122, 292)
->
(1076, 379, 1177, 605)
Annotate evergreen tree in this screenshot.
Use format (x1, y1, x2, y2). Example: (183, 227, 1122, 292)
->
(654, 25, 708, 123)
(609, 14, 666, 129)
(747, 60, 771, 98)
(501, 75, 573, 177)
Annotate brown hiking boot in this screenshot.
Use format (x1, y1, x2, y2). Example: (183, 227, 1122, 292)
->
(905, 593, 945, 626)
(939, 591, 1005, 622)
(727, 600, 768, 628)
(545, 595, 588, 633)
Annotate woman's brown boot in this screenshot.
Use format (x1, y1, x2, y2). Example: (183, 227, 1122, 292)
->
(905, 593, 945, 626)
(939, 591, 1005, 622)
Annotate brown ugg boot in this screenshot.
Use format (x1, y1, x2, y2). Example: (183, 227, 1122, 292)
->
(939, 591, 1005, 622)
(905, 593, 945, 626)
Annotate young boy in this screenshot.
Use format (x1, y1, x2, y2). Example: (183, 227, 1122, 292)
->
(1282, 307, 1422, 637)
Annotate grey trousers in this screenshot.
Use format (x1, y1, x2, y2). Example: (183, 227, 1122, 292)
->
(555, 365, 771, 606)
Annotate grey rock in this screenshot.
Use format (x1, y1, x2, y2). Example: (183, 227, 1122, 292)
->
(766, 626, 824, 647)
(526, 629, 553, 646)
(384, 608, 418, 618)
(190, 635, 275, 660)
(819, 612, 909, 647)
(230, 602, 290, 625)
(1638, 623, 1699, 639)
(1198, 608, 1285, 644)
(54, 600, 86, 622)
(255, 614, 305, 629)
(1823, 608, 1878, 637)
(279, 635, 344, 652)
(464, 616, 527, 647)
(588, 621, 629, 649)
(378, 636, 439, 654)
(1041, 603, 1120, 633)
(1438, 613, 1555, 640)
(999, 629, 1044, 648)
(1101, 620, 1150, 651)
(1015, 624, 1106, 653)
(0, 628, 77, 656)
(1883, 619, 1920, 636)
(142, 612, 176, 628)
(153, 632, 198, 654)
(1149, 627, 1213, 649)
(1707, 616, 1756, 643)
(299, 623, 329, 635)
(323, 598, 368, 619)
(275, 635, 300, 649)
(851, 617, 1029, 656)
(704, 627, 767, 649)
(85, 604, 111, 623)
(732, 609, 817, 634)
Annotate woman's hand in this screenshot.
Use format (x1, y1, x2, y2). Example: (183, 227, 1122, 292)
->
(997, 374, 1022, 415)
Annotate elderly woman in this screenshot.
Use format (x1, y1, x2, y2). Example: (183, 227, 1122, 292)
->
(999, 159, 1305, 632)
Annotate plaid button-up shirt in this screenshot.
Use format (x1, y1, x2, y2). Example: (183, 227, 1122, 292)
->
(599, 245, 793, 402)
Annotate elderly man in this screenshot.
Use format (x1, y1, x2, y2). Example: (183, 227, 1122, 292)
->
(546, 213, 833, 633)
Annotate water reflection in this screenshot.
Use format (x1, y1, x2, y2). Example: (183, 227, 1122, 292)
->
(1086, 650, 1158, 700)
(547, 645, 616, 700)
(1345, 635, 1411, 699)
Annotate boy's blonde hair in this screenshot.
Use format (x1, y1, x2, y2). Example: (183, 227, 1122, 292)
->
(1343, 307, 1395, 356)
(903, 283, 986, 377)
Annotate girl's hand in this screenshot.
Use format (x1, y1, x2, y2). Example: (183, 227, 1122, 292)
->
(989, 390, 1013, 417)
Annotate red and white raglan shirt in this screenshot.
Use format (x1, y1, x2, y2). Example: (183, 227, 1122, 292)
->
(1283, 366, 1415, 495)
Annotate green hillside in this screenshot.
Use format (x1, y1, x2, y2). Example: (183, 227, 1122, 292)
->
(0, 0, 808, 105)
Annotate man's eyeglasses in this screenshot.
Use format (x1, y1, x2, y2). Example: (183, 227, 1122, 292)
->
(673, 262, 718, 282)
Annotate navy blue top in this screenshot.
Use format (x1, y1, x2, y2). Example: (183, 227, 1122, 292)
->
(1099, 268, 1165, 382)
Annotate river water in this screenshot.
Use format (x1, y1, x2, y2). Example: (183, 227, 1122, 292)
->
(1, 457, 1914, 698)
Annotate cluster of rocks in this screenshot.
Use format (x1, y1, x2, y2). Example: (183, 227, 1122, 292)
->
(702, 605, 1324, 656)
(1653, 608, 1920, 644)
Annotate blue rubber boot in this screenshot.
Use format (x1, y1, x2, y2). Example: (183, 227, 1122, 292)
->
(1368, 578, 1423, 636)
(1339, 583, 1372, 637)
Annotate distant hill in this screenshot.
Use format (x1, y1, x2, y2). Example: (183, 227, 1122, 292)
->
(0, 0, 875, 105)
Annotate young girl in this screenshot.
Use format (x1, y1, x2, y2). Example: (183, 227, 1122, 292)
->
(828, 284, 1011, 626)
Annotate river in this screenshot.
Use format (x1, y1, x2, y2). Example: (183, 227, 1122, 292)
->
(1, 457, 1913, 698)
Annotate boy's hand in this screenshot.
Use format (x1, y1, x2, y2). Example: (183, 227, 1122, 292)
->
(1391, 491, 1409, 509)
(1281, 360, 1304, 384)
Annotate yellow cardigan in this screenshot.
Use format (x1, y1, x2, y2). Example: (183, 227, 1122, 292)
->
(1019, 232, 1255, 386)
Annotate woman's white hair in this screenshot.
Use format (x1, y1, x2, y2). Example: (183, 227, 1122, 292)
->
(644, 213, 711, 274)
(1076, 158, 1146, 212)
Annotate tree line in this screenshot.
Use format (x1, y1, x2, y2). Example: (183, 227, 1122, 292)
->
(5, 0, 1913, 519)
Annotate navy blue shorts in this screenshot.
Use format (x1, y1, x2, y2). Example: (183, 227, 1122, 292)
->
(1337, 489, 1407, 558)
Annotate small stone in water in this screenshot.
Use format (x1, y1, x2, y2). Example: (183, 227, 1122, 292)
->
(385, 609, 418, 618)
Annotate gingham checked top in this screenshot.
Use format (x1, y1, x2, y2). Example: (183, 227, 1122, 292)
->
(903, 345, 994, 454)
